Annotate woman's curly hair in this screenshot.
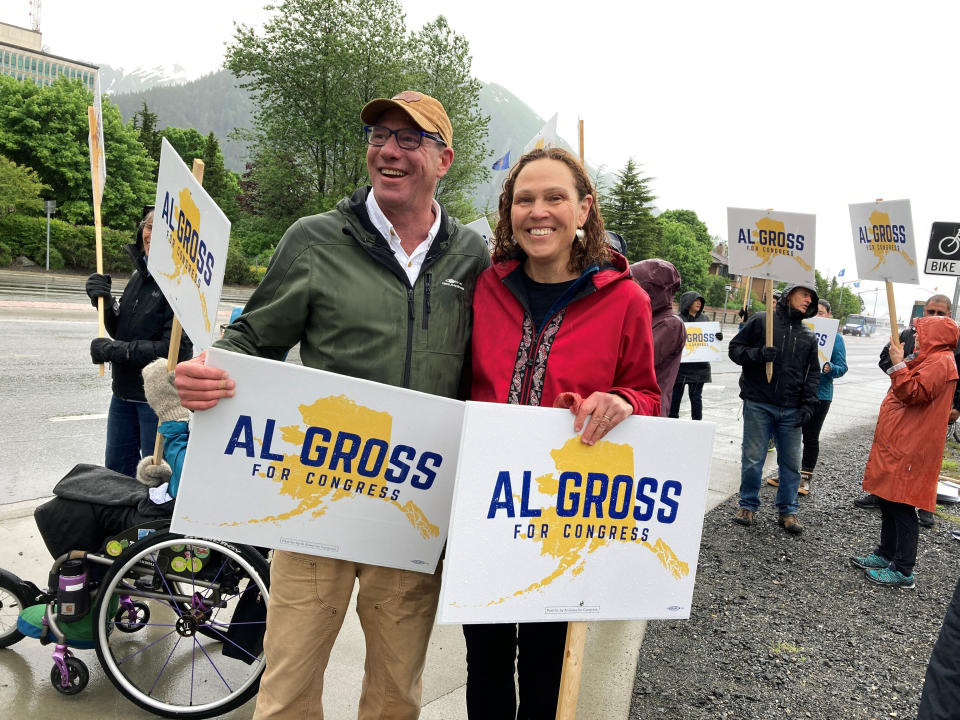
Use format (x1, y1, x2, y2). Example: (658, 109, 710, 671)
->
(490, 147, 608, 272)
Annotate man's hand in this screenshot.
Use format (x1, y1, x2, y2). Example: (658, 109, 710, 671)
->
(173, 350, 235, 410)
(761, 346, 777, 363)
(822, 361, 831, 374)
(571, 391, 633, 446)
(888, 342, 904, 366)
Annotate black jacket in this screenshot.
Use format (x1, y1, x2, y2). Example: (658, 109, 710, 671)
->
(728, 282, 820, 416)
(879, 327, 960, 412)
(674, 291, 715, 385)
(104, 244, 193, 401)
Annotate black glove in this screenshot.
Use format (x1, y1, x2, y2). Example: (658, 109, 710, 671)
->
(85, 273, 112, 307)
(90, 337, 122, 364)
(737, 308, 749, 321)
(797, 410, 812, 428)
(715, 331, 723, 341)
(761, 346, 777, 362)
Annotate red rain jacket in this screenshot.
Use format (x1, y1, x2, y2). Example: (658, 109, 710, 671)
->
(863, 316, 960, 511)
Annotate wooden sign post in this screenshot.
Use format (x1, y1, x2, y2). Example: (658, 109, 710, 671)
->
(151, 158, 204, 465)
(87, 105, 105, 377)
(765, 279, 774, 382)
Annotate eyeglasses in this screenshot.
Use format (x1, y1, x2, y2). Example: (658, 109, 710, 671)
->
(364, 125, 445, 150)
(925, 308, 949, 316)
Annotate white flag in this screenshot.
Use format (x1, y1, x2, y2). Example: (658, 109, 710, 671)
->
(87, 71, 107, 205)
(522, 113, 558, 155)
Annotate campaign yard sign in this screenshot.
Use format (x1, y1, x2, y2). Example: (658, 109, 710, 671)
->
(171, 349, 465, 574)
(848, 199, 918, 284)
(438, 403, 714, 624)
(727, 207, 816, 286)
(801, 317, 839, 369)
(149, 138, 230, 351)
(680, 322, 723, 363)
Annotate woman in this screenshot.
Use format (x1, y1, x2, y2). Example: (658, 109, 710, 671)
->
(84, 207, 193, 477)
(465, 147, 660, 718)
(850, 315, 959, 588)
(669, 291, 721, 420)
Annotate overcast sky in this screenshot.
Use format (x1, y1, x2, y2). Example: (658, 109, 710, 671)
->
(8, 0, 960, 320)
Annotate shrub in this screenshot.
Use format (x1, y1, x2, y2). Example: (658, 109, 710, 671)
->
(224, 242, 257, 285)
(0, 214, 133, 272)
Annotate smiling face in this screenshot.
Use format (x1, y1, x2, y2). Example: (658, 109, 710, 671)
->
(366, 108, 453, 218)
(510, 158, 593, 282)
(141, 210, 153, 257)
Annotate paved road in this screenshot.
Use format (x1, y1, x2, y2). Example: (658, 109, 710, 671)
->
(0, 268, 894, 719)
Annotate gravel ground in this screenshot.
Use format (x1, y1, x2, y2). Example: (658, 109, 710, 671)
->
(630, 423, 960, 720)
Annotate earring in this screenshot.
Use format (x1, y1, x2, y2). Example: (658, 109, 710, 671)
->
(575, 228, 585, 241)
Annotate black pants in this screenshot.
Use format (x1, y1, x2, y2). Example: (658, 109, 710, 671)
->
(462, 621, 567, 720)
(801, 399, 831, 472)
(918, 576, 960, 719)
(876, 497, 919, 575)
(669, 382, 704, 420)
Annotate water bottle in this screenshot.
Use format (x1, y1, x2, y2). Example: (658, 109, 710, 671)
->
(57, 559, 90, 621)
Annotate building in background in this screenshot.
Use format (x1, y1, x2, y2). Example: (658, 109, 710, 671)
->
(0, 21, 96, 90)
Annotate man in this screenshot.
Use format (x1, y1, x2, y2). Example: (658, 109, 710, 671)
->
(174, 91, 490, 719)
(729, 283, 821, 535)
(855, 294, 960, 528)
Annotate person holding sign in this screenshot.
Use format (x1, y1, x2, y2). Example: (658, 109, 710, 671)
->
(851, 315, 959, 588)
(84, 207, 194, 478)
(173, 91, 490, 720)
(855, 294, 960, 528)
(767, 299, 847, 495)
(669, 291, 722, 420)
(729, 283, 820, 534)
(465, 147, 660, 719)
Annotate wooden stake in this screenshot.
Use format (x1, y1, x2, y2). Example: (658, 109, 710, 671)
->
(885, 280, 901, 352)
(765, 278, 774, 382)
(555, 622, 588, 719)
(151, 158, 205, 465)
(578, 119, 585, 164)
(88, 106, 105, 377)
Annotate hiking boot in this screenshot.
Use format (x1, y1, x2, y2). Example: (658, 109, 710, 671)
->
(766, 475, 779, 487)
(733, 508, 755, 526)
(864, 566, 915, 589)
(918, 509, 936, 528)
(854, 493, 880, 509)
(850, 552, 891, 570)
(778, 514, 804, 535)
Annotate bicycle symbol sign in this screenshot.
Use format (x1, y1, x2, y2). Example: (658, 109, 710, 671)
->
(926, 221, 960, 275)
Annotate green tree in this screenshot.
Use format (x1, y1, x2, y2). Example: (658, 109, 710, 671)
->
(0, 75, 154, 229)
(132, 101, 162, 163)
(657, 209, 712, 248)
(404, 15, 490, 219)
(159, 127, 207, 166)
(703, 274, 728, 308)
(200, 132, 240, 218)
(600, 158, 659, 261)
(658, 218, 711, 297)
(0, 155, 47, 218)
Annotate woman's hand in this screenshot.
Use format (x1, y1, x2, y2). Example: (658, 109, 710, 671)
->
(888, 341, 904, 366)
(571, 391, 633, 446)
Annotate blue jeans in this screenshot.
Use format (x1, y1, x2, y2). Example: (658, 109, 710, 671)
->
(739, 399, 803, 515)
(105, 395, 159, 477)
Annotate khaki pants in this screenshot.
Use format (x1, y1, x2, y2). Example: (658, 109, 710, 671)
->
(253, 550, 442, 720)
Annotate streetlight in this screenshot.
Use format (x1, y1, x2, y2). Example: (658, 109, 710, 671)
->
(44, 199, 57, 271)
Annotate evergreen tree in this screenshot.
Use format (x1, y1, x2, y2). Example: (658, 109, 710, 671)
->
(200, 132, 239, 218)
(132, 101, 162, 163)
(600, 158, 659, 261)
(159, 127, 206, 165)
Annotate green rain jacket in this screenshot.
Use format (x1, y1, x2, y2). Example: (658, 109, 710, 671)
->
(217, 187, 490, 399)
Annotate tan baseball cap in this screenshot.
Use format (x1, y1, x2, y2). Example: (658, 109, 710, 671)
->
(361, 90, 453, 148)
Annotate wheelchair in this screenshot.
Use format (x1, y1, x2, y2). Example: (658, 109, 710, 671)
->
(0, 519, 270, 719)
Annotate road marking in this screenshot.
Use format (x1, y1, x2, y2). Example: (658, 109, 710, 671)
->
(49, 414, 108, 422)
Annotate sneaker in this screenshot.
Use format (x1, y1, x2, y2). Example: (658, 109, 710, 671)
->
(850, 552, 891, 570)
(766, 476, 780, 487)
(798, 480, 810, 496)
(778, 514, 804, 535)
(733, 508, 755, 526)
(918, 509, 936, 528)
(864, 566, 915, 589)
(854, 493, 880, 509)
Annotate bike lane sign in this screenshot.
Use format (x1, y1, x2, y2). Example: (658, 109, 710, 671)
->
(925, 222, 960, 275)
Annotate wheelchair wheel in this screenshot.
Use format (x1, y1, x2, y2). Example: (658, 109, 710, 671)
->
(0, 571, 31, 648)
(50, 656, 89, 695)
(93, 532, 269, 718)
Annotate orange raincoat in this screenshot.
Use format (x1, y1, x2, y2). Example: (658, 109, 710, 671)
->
(863, 316, 960, 511)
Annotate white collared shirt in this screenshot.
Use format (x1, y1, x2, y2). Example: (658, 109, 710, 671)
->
(366, 190, 441, 285)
